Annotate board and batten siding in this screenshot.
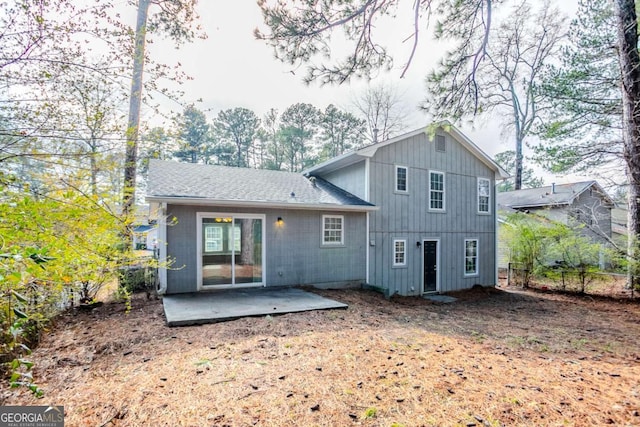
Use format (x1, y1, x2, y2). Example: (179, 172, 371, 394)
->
(164, 204, 366, 294)
(366, 130, 498, 295)
(321, 161, 367, 200)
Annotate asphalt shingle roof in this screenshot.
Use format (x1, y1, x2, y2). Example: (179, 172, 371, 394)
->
(147, 160, 374, 209)
(497, 181, 597, 208)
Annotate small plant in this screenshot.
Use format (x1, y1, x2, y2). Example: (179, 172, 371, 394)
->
(470, 330, 486, 343)
(113, 286, 132, 313)
(2, 288, 43, 397)
(362, 407, 377, 419)
(571, 338, 589, 349)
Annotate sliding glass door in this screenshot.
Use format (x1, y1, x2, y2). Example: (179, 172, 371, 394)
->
(199, 214, 264, 287)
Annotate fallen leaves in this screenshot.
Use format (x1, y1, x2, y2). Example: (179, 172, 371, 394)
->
(2, 287, 640, 426)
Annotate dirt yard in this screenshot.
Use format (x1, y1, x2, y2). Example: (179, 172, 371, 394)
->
(2, 285, 640, 426)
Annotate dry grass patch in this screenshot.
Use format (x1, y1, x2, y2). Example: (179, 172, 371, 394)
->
(2, 287, 639, 426)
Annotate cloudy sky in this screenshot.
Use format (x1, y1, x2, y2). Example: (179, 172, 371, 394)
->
(143, 0, 584, 184)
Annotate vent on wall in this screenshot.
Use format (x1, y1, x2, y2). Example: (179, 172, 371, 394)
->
(435, 135, 446, 152)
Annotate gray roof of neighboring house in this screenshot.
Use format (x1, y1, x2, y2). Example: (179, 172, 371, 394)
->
(146, 160, 376, 211)
(497, 181, 614, 209)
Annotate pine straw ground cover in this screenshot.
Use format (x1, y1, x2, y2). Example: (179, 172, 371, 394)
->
(2, 286, 640, 426)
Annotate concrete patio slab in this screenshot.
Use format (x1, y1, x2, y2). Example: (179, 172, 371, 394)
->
(162, 287, 348, 326)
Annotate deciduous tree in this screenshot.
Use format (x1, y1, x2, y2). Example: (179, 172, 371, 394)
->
(351, 83, 408, 143)
(425, 1, 565, 190)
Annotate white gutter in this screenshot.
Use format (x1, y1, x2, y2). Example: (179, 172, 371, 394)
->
(157, 202, 168, 294)
(146, 196, 378, 212)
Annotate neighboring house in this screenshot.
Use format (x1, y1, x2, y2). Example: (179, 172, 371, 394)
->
(131, 204, 158, 252)
(147, 124, 508, 296)
(132, 224, 157, 251)
(497, 181, 615, 269)
(498, 181, 614, 242)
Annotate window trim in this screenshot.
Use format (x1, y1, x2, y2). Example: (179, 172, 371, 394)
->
(395, 165, 408, 194)
(393, 239, 407, 267)
(429, 170, 446, 211)
(322, 214, 344, 246)
(464, 238, 479, 277)
(477, 177, 491, 214)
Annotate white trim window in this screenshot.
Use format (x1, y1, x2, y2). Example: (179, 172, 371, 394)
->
(322, 215, 344, 245)
(477, 178, 491, 213)
(464, 239, 479, 276)
(393, 239, 406, 266)
(204, 225, 223, 252)
(429, 171, 445, 210)
(395, 165, 408, 193)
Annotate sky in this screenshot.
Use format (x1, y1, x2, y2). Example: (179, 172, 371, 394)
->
(142, 0, 585, 186)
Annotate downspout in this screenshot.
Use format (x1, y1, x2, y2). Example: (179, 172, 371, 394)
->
(494, 178, 499, 287)
(366, 212, 370, 285)
(365, 158, 371, 285)
(157, 202, 168, 294)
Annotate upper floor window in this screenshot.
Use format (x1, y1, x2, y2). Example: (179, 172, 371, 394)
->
(478, 178, 491, 213)
(429, 171, 445, 210)
(322, 215, 344, 245)
(393, 239, 406, 266)
(464, 239, 478, 276)
(395, 165, 408, 193)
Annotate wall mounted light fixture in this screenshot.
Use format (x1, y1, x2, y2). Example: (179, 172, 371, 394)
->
(276, 217, 284, 225)
(416, 241, 421, 248)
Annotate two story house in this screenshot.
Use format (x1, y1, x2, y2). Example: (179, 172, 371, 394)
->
(147, 124, 508, 297)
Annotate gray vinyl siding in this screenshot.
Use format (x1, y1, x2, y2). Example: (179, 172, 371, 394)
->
(572, 188, 612, 240)
(523, 189, 612, 244)
(322, 161, 367, 200)
(366, 131, 497, 295)
(165, 204, 366, 294)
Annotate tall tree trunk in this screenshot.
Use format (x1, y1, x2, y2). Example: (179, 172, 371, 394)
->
(515, 135, 523, 190)
(122, 0, 151, 217)
(614, 0, 640, 288)
(240, 219, 254, 265)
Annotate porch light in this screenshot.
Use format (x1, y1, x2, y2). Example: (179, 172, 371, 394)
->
(276, 217, 284, 226)
(416, 241, 421, 248)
